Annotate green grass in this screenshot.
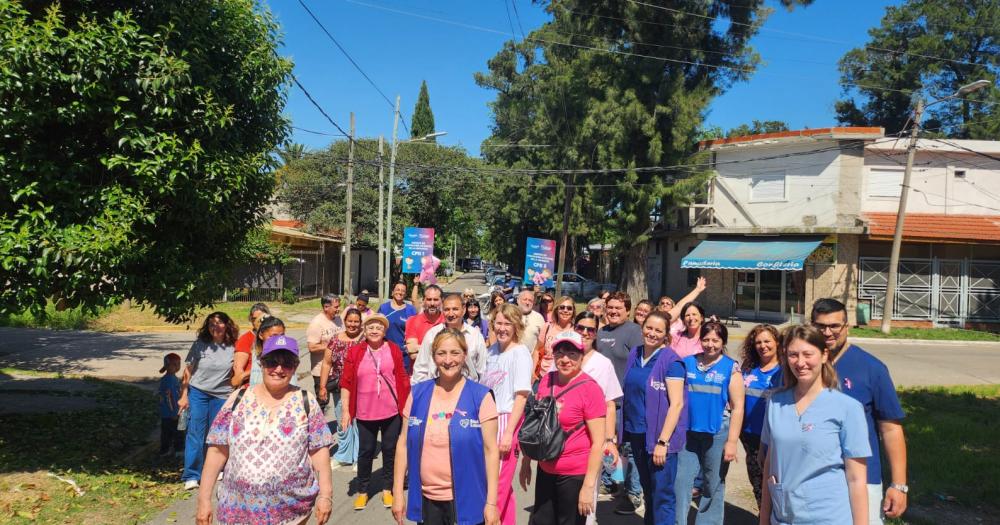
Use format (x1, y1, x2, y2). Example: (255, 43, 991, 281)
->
(0, 374, 184, 523)
(0, 304, 104, 331)
(897, 384, 1000, 508)
(852, 326, 1000, 341)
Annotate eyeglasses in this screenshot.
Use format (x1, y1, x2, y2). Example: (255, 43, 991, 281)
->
(557, 305, 574, 311)
(574, 325, 597, 335)
(553, 348, 583, 359)
(811, 322, 845, 334)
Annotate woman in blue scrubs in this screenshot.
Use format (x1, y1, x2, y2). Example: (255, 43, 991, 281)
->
(759, 325, 870, 525)
(674, 321, 744, 525)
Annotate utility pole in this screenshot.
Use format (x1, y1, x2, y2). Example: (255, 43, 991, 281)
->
(555, 173, 574, 297)
(377, 135, 385, 299)
(343, 112, 355, 296)
(386, 96, 401, 290)
(881, 97, 923, 334)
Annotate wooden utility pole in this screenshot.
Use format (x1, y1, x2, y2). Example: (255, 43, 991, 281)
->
(343, 112, 355, 295)
(881, 97, 923, 333)
(377, 135, 385, 299)
(555, 173, 574, 297)
(386, 96, 401, 289)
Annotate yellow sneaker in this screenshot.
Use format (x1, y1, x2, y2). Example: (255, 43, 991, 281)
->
(382, 490, 393, 508)
(353, 493, 369, 510)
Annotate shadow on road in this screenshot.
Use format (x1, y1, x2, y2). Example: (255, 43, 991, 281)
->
(0, 327, 191, 376)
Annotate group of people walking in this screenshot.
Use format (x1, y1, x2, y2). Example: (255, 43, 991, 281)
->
(164, 276, 907, 525)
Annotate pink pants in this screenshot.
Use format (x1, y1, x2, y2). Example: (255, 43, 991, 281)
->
(497, 412, 522, 525)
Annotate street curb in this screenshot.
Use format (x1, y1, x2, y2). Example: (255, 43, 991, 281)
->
(101, 322, 308, 333)
(850, 336, 1000, 347)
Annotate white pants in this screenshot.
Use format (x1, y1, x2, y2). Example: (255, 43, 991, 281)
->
(867, 484, 884, 525)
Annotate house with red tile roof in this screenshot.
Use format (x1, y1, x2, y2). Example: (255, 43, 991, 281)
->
(649, 128, 1000, 328)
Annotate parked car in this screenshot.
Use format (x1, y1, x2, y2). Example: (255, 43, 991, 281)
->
(477, 275, 521, 306)
(549, 273, 617, 298)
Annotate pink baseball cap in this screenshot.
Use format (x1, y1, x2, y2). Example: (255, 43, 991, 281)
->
(551, 331, 584, 352)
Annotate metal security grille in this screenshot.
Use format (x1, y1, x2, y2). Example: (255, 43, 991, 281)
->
(859, 257, 1000, 323)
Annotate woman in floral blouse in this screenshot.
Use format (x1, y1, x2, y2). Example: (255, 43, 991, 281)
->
(197, 335, 334, 525)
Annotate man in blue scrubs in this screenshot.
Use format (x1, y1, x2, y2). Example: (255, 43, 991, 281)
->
(810, 298, 908, 525)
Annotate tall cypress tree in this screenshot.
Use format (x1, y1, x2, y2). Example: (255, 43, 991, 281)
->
(410, 80, 436, 140)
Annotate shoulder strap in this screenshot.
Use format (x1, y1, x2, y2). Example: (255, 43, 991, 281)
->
(548, 373, 594, 401)
(230, 386, 248, 411)
(301, 388, 311, 416)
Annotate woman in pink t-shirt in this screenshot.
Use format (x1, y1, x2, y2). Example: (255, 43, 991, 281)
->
(519, 335, 606, 525)
(340, 314, 411, 511)
(666, 277, 709, 359)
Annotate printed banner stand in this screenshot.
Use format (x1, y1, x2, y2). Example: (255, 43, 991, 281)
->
(523, 237, 556, 289)
(402, 227, 438, 284)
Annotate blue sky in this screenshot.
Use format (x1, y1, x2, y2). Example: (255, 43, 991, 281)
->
(270, 0, 900, 156)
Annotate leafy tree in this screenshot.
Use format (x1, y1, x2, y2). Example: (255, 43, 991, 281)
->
(0, 1, 292, 321)
(279, 139, 492, 270)
(476, 0, 811, 301)
(835, 0, 999, 138)
(410, 80, 436, 140)
(727, 120, 790, 137)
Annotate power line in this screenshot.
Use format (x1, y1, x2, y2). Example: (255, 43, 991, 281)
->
(296, 0, 410, 134)
(344, 0, 997, 106)
(292, 125, 347, 137)
(509, 0, 528, 41)
(624, 0, 990, 68)
(927, 138, 1000, 163)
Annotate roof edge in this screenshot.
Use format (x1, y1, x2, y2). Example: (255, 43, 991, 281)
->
(698, 127, 884, 151)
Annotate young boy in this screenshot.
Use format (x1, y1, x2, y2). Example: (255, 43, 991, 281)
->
(158, 353, 184, 456)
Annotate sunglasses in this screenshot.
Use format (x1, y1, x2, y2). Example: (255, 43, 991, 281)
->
(541, 299, 553, 304)
(261, 354, 299, 370)
(574, 325, 597, 335)
(557, 305, 574, 311)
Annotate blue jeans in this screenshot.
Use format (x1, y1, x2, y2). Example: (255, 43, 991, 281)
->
(182, 386, 227, 482)
(604, 407, 641, 498)
(627, 433, 677, 525)
(674, 420, 731, 525)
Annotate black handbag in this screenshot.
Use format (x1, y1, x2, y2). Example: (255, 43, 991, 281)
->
(518, 373, 593, 461)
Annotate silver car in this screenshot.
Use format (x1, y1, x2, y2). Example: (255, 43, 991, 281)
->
(550, 273, 617, 298)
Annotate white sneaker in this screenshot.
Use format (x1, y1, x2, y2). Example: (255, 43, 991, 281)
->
(184, 480, 199, 490)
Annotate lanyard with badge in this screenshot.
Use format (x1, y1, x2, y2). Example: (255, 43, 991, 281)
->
(367, 345, 398, 404)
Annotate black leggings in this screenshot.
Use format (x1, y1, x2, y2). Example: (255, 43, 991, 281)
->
(357, 415, 401, 493)
(529, 469, 586, 525)
(740, 432, 764, 506)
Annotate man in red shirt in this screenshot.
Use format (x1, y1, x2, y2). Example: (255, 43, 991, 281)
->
(403, 284, 443, 367)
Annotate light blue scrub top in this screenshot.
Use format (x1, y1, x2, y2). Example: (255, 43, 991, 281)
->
(761, 388, 871, 525)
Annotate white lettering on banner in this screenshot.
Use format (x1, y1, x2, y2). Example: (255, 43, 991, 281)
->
(756, 260, 801, 270)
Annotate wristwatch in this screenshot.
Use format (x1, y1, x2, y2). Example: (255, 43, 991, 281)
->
(890, 483, 909, 494)
(605, 437, 617, 445)
(655, 439, 668, 447)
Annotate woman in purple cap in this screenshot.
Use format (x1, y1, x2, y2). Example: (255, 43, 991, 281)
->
(196, 334, 334, 525)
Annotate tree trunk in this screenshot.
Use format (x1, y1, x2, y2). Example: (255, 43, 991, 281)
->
(619, 241, 648, 308)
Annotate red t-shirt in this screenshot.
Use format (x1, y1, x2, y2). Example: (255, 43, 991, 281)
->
(537, 372, 606, 476)
(403, 312, 444, 346)
(234, 331, 255, 371)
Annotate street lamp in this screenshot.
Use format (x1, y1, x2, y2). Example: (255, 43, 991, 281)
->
(880, 79, 993, 333)
(382, 122, 448, 298)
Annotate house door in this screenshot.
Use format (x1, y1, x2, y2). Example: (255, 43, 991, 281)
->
(736, 271, 787, 321)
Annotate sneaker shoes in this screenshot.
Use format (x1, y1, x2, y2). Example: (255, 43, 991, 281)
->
(353, 493, 369, 510)
(597, 483, 618, 502)
(183, 480, 199, 491)
(632, 494, 646, 518)
(382, 490, 393, 508)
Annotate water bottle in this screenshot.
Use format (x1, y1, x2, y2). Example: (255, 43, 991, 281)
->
(177, 408, 189, 431)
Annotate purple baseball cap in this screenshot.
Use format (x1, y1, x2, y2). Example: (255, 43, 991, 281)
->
(261, 334, 299, 358)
